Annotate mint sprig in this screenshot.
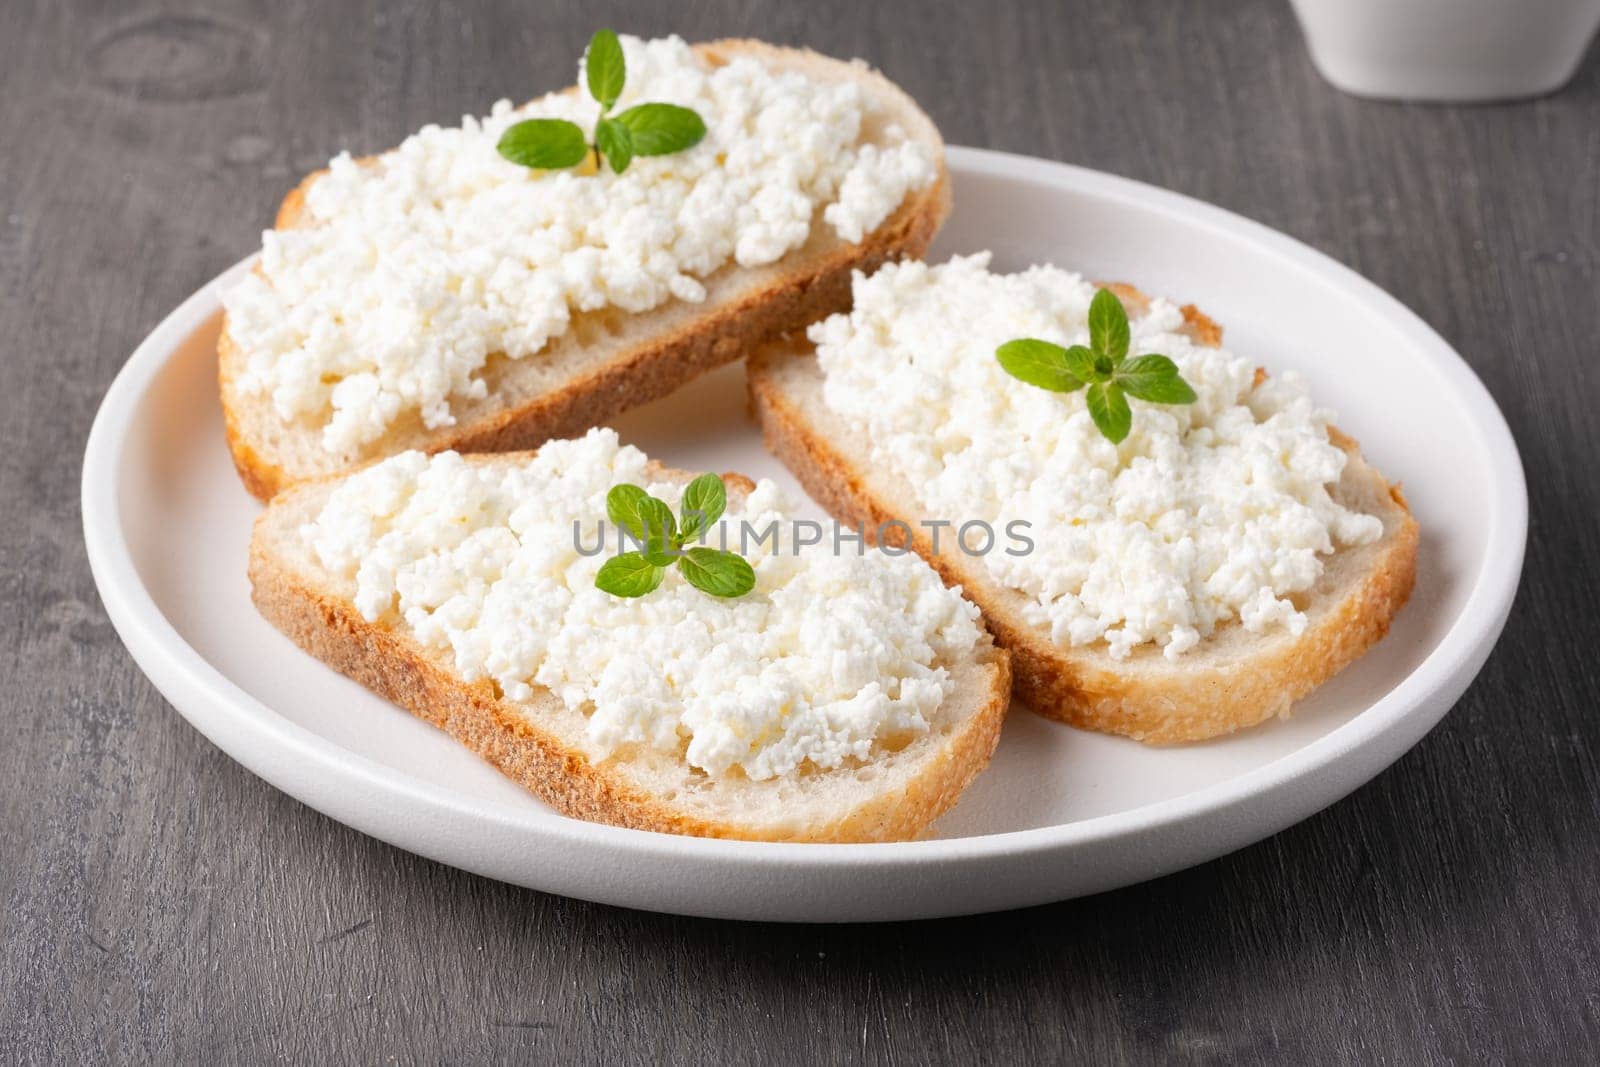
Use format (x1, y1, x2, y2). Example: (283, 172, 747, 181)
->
(497, 29, 707, 175)
(595, 473, 755, 599)
(995, 287, 1198, 444)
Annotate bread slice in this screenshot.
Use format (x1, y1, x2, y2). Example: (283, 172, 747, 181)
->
(748, 286, 1419, 744)
(248, 455, 1011, 842)
(220, 39, 951, 501)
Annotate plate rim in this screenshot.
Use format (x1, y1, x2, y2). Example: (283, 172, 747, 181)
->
(81, 146, 1528, 909)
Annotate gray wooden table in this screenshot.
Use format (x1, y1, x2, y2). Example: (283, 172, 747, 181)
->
(3, 0, 1596, 1061)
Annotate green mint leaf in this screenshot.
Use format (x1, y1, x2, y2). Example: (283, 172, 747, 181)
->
(585, 28, 626, 112)
(607, 484, 676, 558)
(605, 484, 653, 542)
(1086, 382, 1132, 444)
(678, 473, 727, 544)
(678, 547, 756, 599)
(1117, 354, 1198, 404)
(1062, 344, 1102, 383)
(497, 118, 588, 170)
(1088, 288, 1131, 364)
(636, 495, 677, 561)
(614, 103, 707, 157)
(595, 552, 664, 598)
(595, 117, 634, 173)
(995, 339, 1085, 393)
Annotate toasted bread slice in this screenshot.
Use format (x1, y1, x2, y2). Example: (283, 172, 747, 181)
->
(220, 39, 950, 501)
(249, 455, 1010, 842)
(748, 287, 1419, 744)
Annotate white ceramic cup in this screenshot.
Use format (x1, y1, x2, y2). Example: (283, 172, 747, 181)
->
(1290, 0, 1600, 101)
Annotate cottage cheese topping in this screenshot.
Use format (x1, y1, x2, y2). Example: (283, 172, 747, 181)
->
(301, 429, 982, 779)
(224, 35, 936, 455)
(810, 254, 1385, 661)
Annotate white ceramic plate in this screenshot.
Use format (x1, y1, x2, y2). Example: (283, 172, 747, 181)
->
(83, 147, 1525, 922)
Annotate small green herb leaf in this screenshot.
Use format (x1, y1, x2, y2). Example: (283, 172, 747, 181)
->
(606, 483, 653, 542)
(996, 339, 1085, 393)
(497, 118, 590, 170)
(1116, 353, 1198, 404)
(1086, 382, 1132, 444)
(637, 496, 677, 562)
(585, 28, 626, 112)
(678, 473, 727, 544)
(594, 117, 634, 174)
(1088, 288, 1131, 364)
(595, 552, 664, 598)
(614, 102, 707, 156)
(607, 484, 676, 559)
(1062, 344, 1102, 383)
(678, 547, 756, 598)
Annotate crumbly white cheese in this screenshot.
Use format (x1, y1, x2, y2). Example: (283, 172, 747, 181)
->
(300, 428, 982, 780)
(224, 35, 935, 455)
(810, 254, 1386, 661)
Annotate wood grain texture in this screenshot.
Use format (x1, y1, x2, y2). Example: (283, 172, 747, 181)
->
(0, 0, 1595, 1061)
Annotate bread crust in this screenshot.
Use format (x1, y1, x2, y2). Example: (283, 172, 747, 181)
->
(747, 290, 1419, 743)
(249, 458, 1011, 842)
(219, 40, 951, 501)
